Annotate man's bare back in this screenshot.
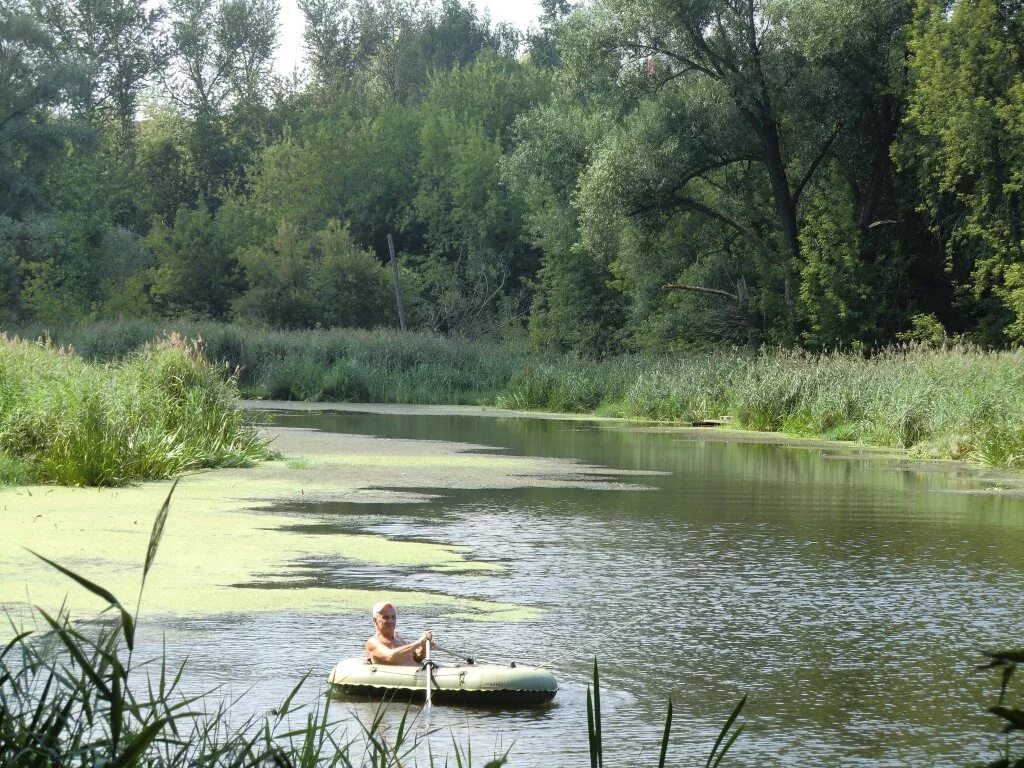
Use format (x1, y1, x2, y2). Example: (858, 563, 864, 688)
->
(365, 602, 432, 666)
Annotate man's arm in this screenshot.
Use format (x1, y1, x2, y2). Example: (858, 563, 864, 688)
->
(366, 631, 432, 665)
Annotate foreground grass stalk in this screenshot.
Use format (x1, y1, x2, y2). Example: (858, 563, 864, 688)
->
(587, 658, 746, 767)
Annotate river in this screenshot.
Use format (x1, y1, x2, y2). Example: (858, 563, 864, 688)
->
(140, 407, 1024, 766)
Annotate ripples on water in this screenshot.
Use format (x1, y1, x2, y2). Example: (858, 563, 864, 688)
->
(140, 412, 1024, 766)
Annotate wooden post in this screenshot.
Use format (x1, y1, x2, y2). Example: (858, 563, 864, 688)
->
(387, 232, 407, 331)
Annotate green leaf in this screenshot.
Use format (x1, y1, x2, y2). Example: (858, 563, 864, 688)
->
(658, 698, 673, 768)
(711, 723, 745, 768)
(1, 629, 33, 660)
(989, 706, 1024, 731)
(593, 657, 602, 768)
(111, 659, 124, 753)
(120, 608, 136, 652)
(108, 717, 170, 767)
(586, 686, 598, 768)
(706, 694, 747, 768)
(276, 669, 310, 719)
(38, 608, 111, 699)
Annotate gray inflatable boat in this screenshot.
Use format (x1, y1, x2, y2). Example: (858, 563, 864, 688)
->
(328, 657, 557, 706)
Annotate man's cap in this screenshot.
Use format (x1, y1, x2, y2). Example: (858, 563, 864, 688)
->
(371, 600, 395, 616)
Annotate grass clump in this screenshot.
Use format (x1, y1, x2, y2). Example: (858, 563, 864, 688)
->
(498, 344, 1024, 469)
(0, 333, 272, 486)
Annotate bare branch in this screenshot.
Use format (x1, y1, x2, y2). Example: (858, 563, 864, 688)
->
(793, 121, 844, 207)
(663, 283, 741, 303)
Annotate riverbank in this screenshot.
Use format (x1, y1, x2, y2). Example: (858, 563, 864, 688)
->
(10, 320, 1024, 470)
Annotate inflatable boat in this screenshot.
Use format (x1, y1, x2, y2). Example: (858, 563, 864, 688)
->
(328, 657, 557, 706)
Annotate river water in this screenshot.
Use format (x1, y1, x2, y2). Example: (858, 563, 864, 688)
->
(146, 408, 1024, 766)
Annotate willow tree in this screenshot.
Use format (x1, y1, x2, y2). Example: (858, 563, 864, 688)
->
(510, 0, 910, 350)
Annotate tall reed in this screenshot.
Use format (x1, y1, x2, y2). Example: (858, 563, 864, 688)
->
(0, 333, 272, 486)
(12, 321, 1024, 469)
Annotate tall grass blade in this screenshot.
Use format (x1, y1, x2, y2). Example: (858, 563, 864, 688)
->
(37, 608, 111, 698)
(29, 549, 135, 651)
(586, 686, 598, 768)
(29, 549, 123, 609)
(1, 629, 33, 660)
(710, 723, 745, 767)
(276, 669, 311, 718)
(593, 658, 602, 768)
(452, 734, 465, 768)
(28, 670, 56, 735)
(110, 660, 124, 754)
(658, 698, 673, 768)
(1000, 663, 1017, 705)
(705, 694, 747, 768)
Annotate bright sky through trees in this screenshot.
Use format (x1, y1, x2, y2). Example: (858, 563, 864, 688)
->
(274, 0, 545, 72)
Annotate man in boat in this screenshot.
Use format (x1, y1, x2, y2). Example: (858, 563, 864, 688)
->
(365, 601, 433, 666)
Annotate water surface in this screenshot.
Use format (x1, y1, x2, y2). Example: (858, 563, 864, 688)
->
(143, 409, 1024, 766)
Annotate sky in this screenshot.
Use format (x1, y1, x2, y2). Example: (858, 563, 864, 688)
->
(274, 0, 546, 74)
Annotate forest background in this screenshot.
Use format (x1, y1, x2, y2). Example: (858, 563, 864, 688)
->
(3, 0, 1024, 355)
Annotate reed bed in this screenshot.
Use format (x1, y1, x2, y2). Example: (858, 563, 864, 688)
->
(0, 334, 272, 486)
(501, 346, 1024, 469)
(10, 321, 1024, 469)
(13, 320, 527, 405)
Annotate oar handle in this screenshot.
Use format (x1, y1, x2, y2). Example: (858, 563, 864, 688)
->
(424, 639, 432, 707)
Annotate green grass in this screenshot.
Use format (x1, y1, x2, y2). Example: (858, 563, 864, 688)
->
(0, 333, 273, 486)
(11, 321, 1024, 470)
(12, 320, 528, 405)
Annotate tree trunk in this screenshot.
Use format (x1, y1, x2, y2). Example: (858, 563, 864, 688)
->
(759, 118, 800, 260)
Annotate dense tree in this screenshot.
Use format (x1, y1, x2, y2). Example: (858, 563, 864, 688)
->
(161, 0, 281, 205)
(411, 54, 550, 333)
(233, 219, 393, 327)
(902, 0, 1024, 343)
(9, 0, 1024, 353)
(507, 0, 913, 350)
(28, 0, 166, 146)
(527, 0, 573, 67)
(0, 5, 88, 220)
(144, 204, 244, 316)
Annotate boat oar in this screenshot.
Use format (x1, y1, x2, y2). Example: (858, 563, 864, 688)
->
(424, 639, 432, 708)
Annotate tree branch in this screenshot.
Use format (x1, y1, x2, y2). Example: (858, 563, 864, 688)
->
(675, 196, 773, 259)
(623, 41, 718, 79)
(662, 283, 740, 303)
(793, 120, 844, 207)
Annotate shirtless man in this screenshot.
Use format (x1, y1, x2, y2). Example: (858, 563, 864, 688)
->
(365, 601, 433, 666)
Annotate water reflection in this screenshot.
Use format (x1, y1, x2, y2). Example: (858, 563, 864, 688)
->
(141, 409, 1024, 766)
